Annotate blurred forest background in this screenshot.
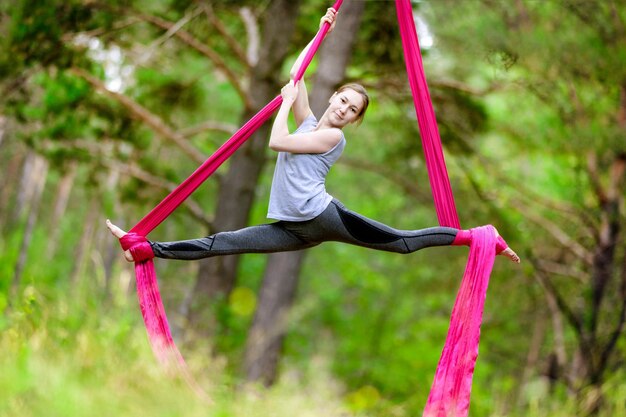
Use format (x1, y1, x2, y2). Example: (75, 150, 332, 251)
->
(1, 0, 625, 416)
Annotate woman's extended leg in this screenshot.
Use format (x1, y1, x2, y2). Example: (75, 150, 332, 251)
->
(108, 221, 318, 261)
(107, 201, 519, 262)
(297, 200, 458, 253)
(107, 220, 317, 261)
(290, 200, 519, 262)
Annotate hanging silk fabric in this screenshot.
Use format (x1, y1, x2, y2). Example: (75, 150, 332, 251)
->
(395, 1, 499, 416)
(119, 0, 345, 398)
(120, 0, 500, 413)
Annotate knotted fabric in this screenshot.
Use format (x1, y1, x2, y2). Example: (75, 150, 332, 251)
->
(396, 1, 504, 415)
(119, 0, 345, 400)
(120, 233, 154, 262)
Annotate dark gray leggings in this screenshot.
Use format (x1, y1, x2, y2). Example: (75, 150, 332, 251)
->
(150, 199, 460, 260)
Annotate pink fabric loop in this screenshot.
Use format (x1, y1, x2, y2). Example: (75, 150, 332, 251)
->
(495, 235, 508, 254)
(130, 242, 155, 262)
(119, 233, 155, 263)
(452, 229, 472, 246)
(119, 232, 146, 250)
(453, 229, 508, 253)
(119, 1, 346, 400)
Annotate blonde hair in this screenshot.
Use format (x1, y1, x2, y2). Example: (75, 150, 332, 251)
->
(336, 83, 369, 125)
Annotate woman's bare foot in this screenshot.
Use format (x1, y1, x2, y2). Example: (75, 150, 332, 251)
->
(494, 228, 521, 263)
(106, 219, 134, 262)
(500, 247, 521, 263)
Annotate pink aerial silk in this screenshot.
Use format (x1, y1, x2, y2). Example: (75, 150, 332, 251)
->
(118, 0, 344, 398)
(396, 0, 500, 416)
(119, 0, 505, 411)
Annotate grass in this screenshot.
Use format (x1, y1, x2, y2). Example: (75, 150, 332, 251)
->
(0, 284, 350, 417)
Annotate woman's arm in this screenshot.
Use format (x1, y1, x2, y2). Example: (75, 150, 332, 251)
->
(269, 83, 341, 154)
(289, 40, 313, 126)
(288, 8, 337, 126)
(290, 78, 312, 127)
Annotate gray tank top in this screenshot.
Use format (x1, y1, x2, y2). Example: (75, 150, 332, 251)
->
(267, 115, 346, 221)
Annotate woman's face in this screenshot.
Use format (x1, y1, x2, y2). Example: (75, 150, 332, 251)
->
(327, 89, 365, 127)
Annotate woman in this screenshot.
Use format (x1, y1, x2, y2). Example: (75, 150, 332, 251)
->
(107, 8, 520, 264)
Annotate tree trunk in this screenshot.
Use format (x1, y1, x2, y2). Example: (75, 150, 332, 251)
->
(243, 249, 306, 385)
(70, 196, 100, 287)
(46, 162, 78, 258)
(12, 151, 42, 225)
(186, 0, 302, 332)
(0, 147, 25, 232)
(243, 0, 365, 385)
(101, 169, 122, 300)
(517, 306, 547, 407)
(0, 115, 6, 149)
(11, 152, 49, 295)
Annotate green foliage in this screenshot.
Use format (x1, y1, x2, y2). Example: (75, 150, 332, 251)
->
(14, 71, 91, 141)
(1, 0, 125, 77)
(354, 2, 407, 80)
(2, 0, 626, 416)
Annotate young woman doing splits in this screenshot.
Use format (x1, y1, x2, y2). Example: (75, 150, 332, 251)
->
(107, 8, 520, 265)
